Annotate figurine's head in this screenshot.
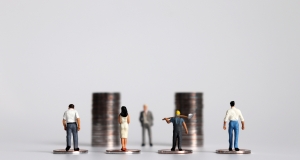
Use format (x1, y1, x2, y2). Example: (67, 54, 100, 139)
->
(69, 104, 74, 109)
(230, 101, 235, 107)
(143, 104, 148, 111)
(176, 110, 180, 116)
(120, 106, 128, 117)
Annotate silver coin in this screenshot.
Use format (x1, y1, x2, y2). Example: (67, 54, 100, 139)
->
(158, 149, 193, 154)
(92, 136, 119, 139)
(216, 149, 251, 154)
(106, 149, 141, 154)
(175, 92, 204, 147)
(53, 149, 88, 154)
(92, 93, 121, 146)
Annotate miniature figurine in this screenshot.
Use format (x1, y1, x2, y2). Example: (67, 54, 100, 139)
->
(139, 104, 154, 146)
(223, 101, 245, 151)
(118, 106, 130, 151)
(62, 104, 81, 151)
(163, 110, 188, 151)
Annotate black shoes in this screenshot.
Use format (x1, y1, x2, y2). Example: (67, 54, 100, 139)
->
(179, 149, 183, 151)
(171, 148, 175, 151)
(228, 148, 239, 151)
(65, 146, 71, 151)
(142, 143, 153, 147)
(65, 146, 79, 151)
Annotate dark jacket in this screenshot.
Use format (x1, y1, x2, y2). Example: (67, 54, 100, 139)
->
(139, 111, 153, 126)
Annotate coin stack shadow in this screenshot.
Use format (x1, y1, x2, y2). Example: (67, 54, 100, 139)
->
(92, 93, 120, 147)
(175, 92, 203, 147)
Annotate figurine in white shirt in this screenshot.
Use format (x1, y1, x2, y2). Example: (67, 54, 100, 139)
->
(62, 104, 81, 151)
(223, 101, 245, 151)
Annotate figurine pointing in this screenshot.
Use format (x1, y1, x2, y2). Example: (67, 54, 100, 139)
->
(162, 110, 188, 151)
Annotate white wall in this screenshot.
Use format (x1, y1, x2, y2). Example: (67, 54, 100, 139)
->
(0, 0, 299, 147)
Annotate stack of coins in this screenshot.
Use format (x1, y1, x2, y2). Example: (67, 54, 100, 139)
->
(92, 93, 120, 147)
(175, 92, 203, 147)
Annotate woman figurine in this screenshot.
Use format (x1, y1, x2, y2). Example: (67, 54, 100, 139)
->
(118, 106, 130, 151)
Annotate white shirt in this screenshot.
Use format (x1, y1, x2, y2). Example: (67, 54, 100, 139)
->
(224, 107, 244, 122)
(63, 109, 80, 123)
(143, 111, 149, 124)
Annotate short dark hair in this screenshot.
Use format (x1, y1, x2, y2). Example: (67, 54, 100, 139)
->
(230, 101, 235, 107)
(69, 104, 74, 108)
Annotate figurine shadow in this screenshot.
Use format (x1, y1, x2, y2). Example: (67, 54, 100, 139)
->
(43, 141, 91, 147)
(149, 142, 172, 146)
(24, 150, 53, 153)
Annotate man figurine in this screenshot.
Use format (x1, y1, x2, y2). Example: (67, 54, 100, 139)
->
(223, 101, 245, 151)
(163, 110, 188, 151)
(62, 104, 81, 151)
(139, 104, 154, 146)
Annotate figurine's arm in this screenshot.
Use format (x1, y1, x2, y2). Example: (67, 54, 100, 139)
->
(127, 114, 130, 124)
(150, 112, 153, 120)
(239, 110, 245, 130)
(223, 110, 229, 130)
(139, 112, 142, 123)
(223, 121, 227, 130)
(118, 115, 121, 124)
(77, 118, 81, 131)
(163, 115, 189, 119)
(150, 112, 153, 126)
(162, 118, 171, 124)
(241, 121, 245, 130)
(62, 119, 67, 130)
(178, 115, 188, 119)
(183, 121, 188, 134)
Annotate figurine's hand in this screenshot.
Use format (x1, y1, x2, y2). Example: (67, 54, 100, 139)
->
(185, 130, 188, 134)
(241, 126, 245, 130)
(223, 126, 226, 130)
(77, 126, 81, 131)
(64, 126, 67, 130)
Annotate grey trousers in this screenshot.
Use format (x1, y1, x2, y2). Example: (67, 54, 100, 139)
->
(142, 123, 152, 144)
(66, 123, 78, 149)
(172, 131, 182, 149)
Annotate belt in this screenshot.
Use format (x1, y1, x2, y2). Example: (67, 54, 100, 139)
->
(67, 122, 77, 124)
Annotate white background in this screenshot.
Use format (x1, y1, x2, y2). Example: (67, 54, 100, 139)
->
(1, 0, 299, 159)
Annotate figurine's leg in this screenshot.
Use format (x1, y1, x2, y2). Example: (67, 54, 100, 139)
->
(120, 138, 123, 149)
(178, 131, 182, 149)
(228, 121, 233, 149)
(121, 138, 124, 149)
(234, 122, 239, 149)
(146, 124, 152, 144)
(171, 132, 177, 150)
(124, 138, 127, 149)
(66, 124, 71, 148)
(73, 124, 78, 149)
(142, 125, 145, 144)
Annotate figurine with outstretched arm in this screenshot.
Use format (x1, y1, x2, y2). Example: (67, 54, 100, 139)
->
(162, 110, 188, 151)
(223, 101, 245, 151)
(118, 106, 130, 151)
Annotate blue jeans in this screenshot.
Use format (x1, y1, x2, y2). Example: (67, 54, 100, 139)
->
(228, 121, 239, 148)
(66, 123, 78, 149)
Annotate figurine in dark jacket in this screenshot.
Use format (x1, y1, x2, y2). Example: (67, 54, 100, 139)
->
(139, 104, 154, 146)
